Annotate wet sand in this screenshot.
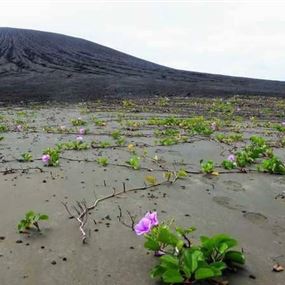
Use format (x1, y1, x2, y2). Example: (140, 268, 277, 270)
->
(0, 97, 284, 285)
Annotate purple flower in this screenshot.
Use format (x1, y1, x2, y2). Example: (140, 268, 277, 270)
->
(79, 128, 85, 135)
(76, 136, 83, 141)
(282, 122, 285, 126)
(227, 154, 235, 162)
(134, 218, 152, 235)
(134, 211, 159, 236)
(144, 211, 159, 226)
(42, 154, 50, 164)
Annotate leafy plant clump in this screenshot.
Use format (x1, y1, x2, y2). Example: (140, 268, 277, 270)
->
(215, 133, 243, 144)
(42, 147, 60, 166)
(97, 157, 109, 167)
(200, 160, 215, 174)
(57, 140, 90, 151)
(135, 213, 245, 284)
(258, 155, 285, 175)
(71, 118, 87, 126)
(20, 152, 33, 162)
(126, 155, 141, 170)
(18, 211, 49, 232)
(0, 124, 8, 132)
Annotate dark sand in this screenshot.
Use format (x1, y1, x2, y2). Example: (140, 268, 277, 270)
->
(0, 97, 284, 285)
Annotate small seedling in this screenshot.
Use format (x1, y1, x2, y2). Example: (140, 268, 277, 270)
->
(200, 160, 215, 174)
(97, 157, 109, 167)
(18, 211, 49, 232)
(20, 152, 33, 162)
(145, 175, 157, 185)
(127, 155, 140, 170)
(176, 168, 188, 179)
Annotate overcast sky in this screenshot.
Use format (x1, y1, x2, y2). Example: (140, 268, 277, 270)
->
(1, 0, 285, 80)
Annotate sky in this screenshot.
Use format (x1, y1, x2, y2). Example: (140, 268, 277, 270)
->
(1, 0, 285, 81)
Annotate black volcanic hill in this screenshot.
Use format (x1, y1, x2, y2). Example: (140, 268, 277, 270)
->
(0, 27, 285, 103)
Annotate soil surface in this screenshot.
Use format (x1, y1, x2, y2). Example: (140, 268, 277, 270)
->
(0, 97, 284, 285)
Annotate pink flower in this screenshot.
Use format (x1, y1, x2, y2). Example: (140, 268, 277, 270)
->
(134, 211, 159, 236)
(134, 218, 152, 235)
(227, 154, 235, 162)
(76, 136, 83, 141)
(16, 125, 22, 132)
(42, 154, 50, 164)
(282, 122, 285, 126)
(144, 211, 159, 226)
(79, 128, 85, 135)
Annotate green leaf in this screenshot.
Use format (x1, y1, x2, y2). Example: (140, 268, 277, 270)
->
(183, 249, 204, 275)
(144, 237, 160, 251)
(218, 242, 229, 254)
(225, 250, 245, 264)
(25, 211, 35, 219)
(157, 227, 179, 246)
(162, 269, 184, 283)
(210, 262, 227, 271)
(39, 214, 49, 220)
(160, 255, 179, 267)
(194, 267, 216, 280)
(150, 265, 165, 279)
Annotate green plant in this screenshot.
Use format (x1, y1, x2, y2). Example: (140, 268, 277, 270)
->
(116, 136, 126, 146)
(145, 175, 157, 185)
(126, 155, 140, 170)
(157, 97, 170, 107)
(258, 156, 285, 174)
(138, 216, 245, 284)
(200, 160, 215, 174)
(235, 136, 272, 168)
(97, 157, 109, 167)
(215, 133, 243, 144)
(18, 211, 49, 232)
(122, 99, 135, 108)
(0, 124, 8, 132)
(111, 130, 126, 145)
(176, 168, 188, 179)
(71, 118, 87, 126)
(99, 141, 111, 148)
(94, 118, 106, 126)
(273, 124, 285, 132)
(43, 147, 60, 166)
(222, 160, 236, 170)
(154, 129, 180, 138)
(57, 140, 90, 150)
(159, 137, 180, 146)
(111, 129, 122, 139)
(20, 152, 33, 162)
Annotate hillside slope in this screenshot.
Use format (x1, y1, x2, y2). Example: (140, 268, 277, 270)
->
(0, 27, 285, 102)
